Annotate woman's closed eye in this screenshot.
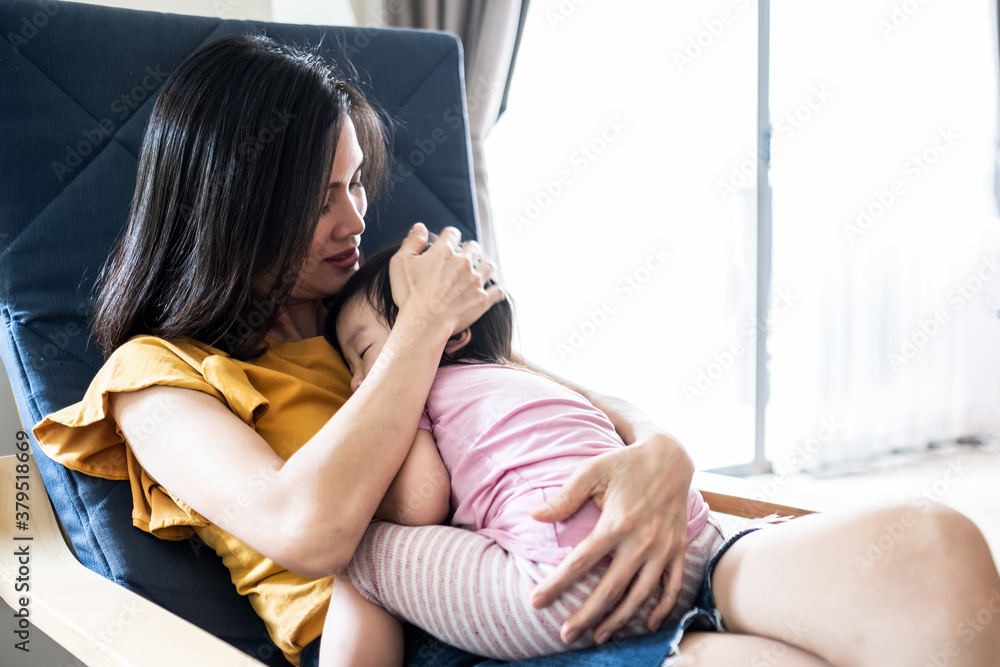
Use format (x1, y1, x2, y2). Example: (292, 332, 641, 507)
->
(320, 180, 364, 215)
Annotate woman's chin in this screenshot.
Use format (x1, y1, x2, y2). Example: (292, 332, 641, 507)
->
(322, 265, 359, 296)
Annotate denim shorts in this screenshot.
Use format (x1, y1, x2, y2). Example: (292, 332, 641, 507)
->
(299, 526, 762, 667)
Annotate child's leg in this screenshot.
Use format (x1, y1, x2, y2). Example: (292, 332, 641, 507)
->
(319, 571, 403, 667)
(347, 521, 559, 660)
(346, 520, 725, 660)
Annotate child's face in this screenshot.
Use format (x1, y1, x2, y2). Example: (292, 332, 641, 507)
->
(335, 298, 392, 393)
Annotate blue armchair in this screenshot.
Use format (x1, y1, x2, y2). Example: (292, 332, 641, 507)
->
(1, 2, 479, 664)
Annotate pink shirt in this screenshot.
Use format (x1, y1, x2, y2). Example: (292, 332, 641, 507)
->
(418, 364, 710, 565)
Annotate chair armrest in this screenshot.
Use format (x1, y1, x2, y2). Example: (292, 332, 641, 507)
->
(695, 470, 828, 518)
(0, 453, 266, 666)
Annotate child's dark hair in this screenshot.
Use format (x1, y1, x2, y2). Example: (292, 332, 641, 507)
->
(324, 240, 513, 366)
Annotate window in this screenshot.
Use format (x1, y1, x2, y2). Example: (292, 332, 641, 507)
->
(767, 0, 1000, 470)
(487, 1, 760, 469)
(487, 1, 1000, 471)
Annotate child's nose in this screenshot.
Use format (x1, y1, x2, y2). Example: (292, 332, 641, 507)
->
(350, 373, 363, 393)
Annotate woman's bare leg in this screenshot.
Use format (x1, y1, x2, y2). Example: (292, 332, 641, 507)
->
(675, 632, 831, 666)
(712, 503, 1000, 666)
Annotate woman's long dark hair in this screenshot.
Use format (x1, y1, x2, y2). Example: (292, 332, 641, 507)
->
(92, 33, 388, 359)
(325, 242, 514, 366)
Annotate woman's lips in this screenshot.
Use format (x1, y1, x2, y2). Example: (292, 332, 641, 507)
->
(326, 248, 359, 269)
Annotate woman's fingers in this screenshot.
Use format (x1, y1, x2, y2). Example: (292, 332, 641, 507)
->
(529, 453, 619, 608)
(557, 545, 647, 643)
(405, 221, 430, 247)
(528, 456, 606, 607)
(530, 456, 603, 524)
(531, 437, 696, 643)
(390, 225, 504, 335)
(433, 225, 464, 251)
(454, 238, 499, 289)
(442, 234, 498, 289)
(389, 223, 430, 307)
(647, 548, 686, 631)
(457, 238, 483, 260)
(531, 528, 616, 611)
(556, 510, 676, 643)
(553, 532, 682, 645)
(591, 558, 667, 643)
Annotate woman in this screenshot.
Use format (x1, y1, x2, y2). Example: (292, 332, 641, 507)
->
(32, 34, 1000, 667)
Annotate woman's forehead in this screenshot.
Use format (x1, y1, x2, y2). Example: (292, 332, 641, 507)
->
(330, 116, 363, 181)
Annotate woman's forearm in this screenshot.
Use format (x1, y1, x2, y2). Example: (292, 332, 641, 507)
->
(112, 226, 499, 578)
(279, 308, 453, 571)
(511, 351, 661, 445)
(111, 319, 446, 582)
(284, 225, 501, 573)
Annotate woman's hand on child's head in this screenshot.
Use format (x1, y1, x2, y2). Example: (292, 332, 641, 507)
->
(389, 223, 504, 337)
(528, 432, 694, 646)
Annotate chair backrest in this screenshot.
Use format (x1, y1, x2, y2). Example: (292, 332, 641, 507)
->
(0, 2, 479, 663)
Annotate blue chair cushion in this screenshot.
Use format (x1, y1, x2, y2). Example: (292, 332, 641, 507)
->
(1, 1, 478, 663)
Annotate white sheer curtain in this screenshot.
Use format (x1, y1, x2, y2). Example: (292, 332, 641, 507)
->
(486, 1, 1000, 472)
(352, 0, 528, 265)
(766, 0, 1000, 472)
(486, 1, 759, 470)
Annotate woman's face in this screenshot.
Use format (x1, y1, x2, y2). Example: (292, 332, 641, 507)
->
(289, 116, 367, 300)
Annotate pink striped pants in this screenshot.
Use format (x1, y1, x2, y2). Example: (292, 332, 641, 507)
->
(345, 517, 727, 661)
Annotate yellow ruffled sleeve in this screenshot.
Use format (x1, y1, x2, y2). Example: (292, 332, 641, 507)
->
(32, 335, 269, 540)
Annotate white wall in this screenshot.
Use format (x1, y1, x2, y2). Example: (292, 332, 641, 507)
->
(272, 0, 356, 26)
(68, 0, 273, 21)
(67, 0, 359, 24)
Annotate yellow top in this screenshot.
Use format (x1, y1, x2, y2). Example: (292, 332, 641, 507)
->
(32, 334, 354, 666)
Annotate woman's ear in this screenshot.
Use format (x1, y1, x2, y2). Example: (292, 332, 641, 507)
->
(444, 328, 472, 355)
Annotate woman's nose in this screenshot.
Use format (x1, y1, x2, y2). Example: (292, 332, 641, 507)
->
(333, 192, 366, 238)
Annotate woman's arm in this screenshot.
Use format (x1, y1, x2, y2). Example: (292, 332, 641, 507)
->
(511, 351, 661, 446)
(512, 351, 694, 645)
(375, 428, 451, 526)
(111, 225, 500, 579)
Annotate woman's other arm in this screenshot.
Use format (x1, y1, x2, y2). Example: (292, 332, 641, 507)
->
(511, 351, 694, 645)
(111, 225, 501, 580)
(375, 428, 451, 526)
(510, 351, 666, 446)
